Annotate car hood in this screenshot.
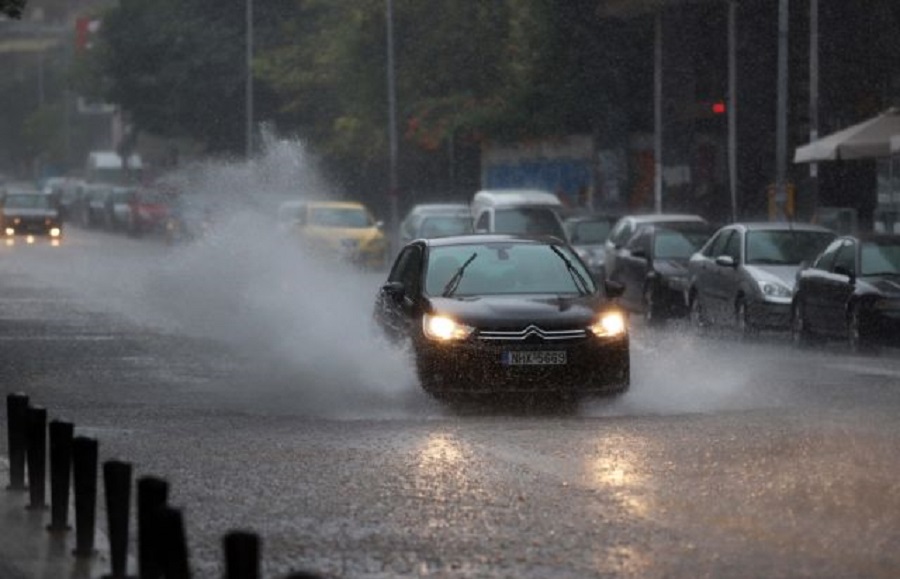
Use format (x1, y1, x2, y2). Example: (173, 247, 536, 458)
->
(426, 294, 605, 329)
(2, 208, 58, 219)
(863, 276, 900, 297)
(652, 258, 690, 276)
(744, 264, 800, 289)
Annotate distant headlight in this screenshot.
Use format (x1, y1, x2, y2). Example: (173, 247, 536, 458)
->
(589, 310, 627, 338)
(757, 280, 792, 299)
(13, 218, 21, 225)
(49, 227, 61, 238)
(422, 313, 474, 341)
(4, 227, 13, 236)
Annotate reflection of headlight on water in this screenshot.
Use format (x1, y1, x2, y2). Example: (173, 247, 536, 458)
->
(26, 235, 35, 244)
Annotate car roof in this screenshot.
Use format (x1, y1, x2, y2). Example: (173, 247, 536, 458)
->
(728, 221, 834, 233)
(472, 189, 561, 207)
(407, 202, 469, 213)
(420, 233, 565, 248)
(621, 213, 707, 224)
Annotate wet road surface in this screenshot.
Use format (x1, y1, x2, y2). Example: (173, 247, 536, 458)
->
(0, 228, 899, 578)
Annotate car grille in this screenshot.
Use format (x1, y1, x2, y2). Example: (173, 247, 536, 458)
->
(477, 325, 586, 342)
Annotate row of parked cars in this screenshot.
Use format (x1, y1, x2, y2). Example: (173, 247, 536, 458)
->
(395, 189, 900, 353)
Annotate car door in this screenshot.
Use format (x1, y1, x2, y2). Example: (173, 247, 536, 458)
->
(616, 227, 652, 311)
(696, 228, 737, 323)
(799, 238, 841, 331)
(819, 239, 857, 335)
(375, 243, 424, 342)
(604, 218, 634, 283)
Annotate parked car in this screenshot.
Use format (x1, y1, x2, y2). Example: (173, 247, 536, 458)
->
(0, 185, 63, 241)
(563, 212, 621, 279)
(687, 222, 835, 335)
(603, 213, 708, 283)
(278, 199, 388, 269)
(165, 194, 216, 244)
(373, 234, 630, 398)
(609, 222, 716, 323)
(470, 189, 567, 240)
(128, 185, 174, 236)
(400, 203, 472, 244)
(791, 233, 900, 350)
(80, 183, 114, 229)
(109, 186, 137, 231)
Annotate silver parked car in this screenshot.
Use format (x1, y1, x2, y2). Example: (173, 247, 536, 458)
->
(686, 222, 835, 335)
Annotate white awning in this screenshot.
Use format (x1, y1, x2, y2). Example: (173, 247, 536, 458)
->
(794, 108, 900, 163)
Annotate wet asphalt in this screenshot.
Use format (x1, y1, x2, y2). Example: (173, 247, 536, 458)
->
(0, 227, 899, 578)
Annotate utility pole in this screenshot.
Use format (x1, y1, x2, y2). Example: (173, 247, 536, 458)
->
(653, 11, 663, 213)
(386, 0, 399, 254)
(774, 0, 790, 220)
(727, 1, 738, 222)
(245, 0, 254, 159)
(809, 0, 819, 220)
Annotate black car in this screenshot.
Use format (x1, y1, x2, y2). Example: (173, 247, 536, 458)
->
(1, 188, 63, 241)
(373, 234, 630, 398)
(563, 212, 621, 279)
(791, 234, 900, 350)
(609, 222, 716, 323)
(603, 213, 708, 283)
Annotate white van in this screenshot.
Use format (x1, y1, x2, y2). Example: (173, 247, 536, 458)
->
(470, 189, 567, 240)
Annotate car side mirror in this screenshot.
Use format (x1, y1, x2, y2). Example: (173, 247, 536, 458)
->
(381, 281, 405, 300)
(715, 255, 736, 268)
(605, 280, 625, 299)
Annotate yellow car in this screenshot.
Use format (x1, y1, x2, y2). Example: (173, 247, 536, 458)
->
(278, 200, 388, 269)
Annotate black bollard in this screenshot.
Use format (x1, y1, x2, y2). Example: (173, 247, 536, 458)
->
(72, 436, 98, 557)
(103, 460, 134, 579)
(223, 530, 260, 579)
(47, 419, 74, 531)
(159, 506, 191, 579)
(25, 405, 48, 510)
(137, 476, 169, 579)
(6, 392, 29, 491)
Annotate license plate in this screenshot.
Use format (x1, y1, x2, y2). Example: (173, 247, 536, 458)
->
(502, 351, 567, 366)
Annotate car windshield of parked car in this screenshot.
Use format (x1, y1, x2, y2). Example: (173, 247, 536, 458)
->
(418, 215, 472, 238)
(569, 219, 612, 244)
(4, 193, 52, 209)
(860, 240, 900, 275)
(745, 230, 834, 265)
(309, 206, 372, 228)
(425, 243, 595, 296)
(494, 207, 564, 238)
(653, 228, 710, 259)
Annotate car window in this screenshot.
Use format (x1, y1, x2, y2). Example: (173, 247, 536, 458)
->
(704, 229, 731, 258)
(494, 207, 564, 238)
(475, 211, 490, 232)
(654, 228, 709, 259)
(813, 239, 843, 270)
(424, 242, 595, 296)
(309, 206, 372, 228)
(417, 215, 472, 238)
(833, 241, 856, 274)
(723, 230, 741, 261)
(860, 240, 900, 275)
(609, 220, 632, 247)
(625, 227, 651, 254)
(389, 245, 423, 294)
(569, 219, 613, 244)
(3, 194, 53, 209)
(745, 230, 835, 265)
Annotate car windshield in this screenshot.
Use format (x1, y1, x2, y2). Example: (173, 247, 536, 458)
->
(417, 215, 472, 238)
(654, 228, 711, 259)
(309, 206, 372, 228)
(494, 207, 564, 238)
(425, 242, 595, 296)
(860, 240, 900, 275)
(3, 193, 52, 209)
(745, 230, 834, 265)
(568, 219, 613, 244)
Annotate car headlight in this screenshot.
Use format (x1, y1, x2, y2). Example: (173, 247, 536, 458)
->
(49, 227, 61, 238)
(422, 313, 475, 341)
(4, 227, 14, 236)
(757, 280, 792, 299)
(589, 310, 627, 338)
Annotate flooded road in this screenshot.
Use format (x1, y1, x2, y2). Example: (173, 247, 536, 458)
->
(1, 227, 900, 578)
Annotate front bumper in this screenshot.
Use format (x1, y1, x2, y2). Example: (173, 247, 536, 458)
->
(4, 220, 62, 237)
(414, 335, 629, 394)
(747, 300, 791, 329)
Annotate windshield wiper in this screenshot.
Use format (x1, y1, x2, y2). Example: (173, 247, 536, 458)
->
(442, 252, 478, 297)
(550, 245, 591, 296)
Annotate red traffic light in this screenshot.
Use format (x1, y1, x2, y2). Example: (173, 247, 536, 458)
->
(711, 101, 726, 115)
